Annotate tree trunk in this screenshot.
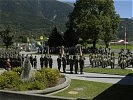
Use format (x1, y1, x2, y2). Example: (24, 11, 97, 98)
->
(93, 39, 97, 49)
(105, 42, 109, 48)
(6, 45, 8, 49)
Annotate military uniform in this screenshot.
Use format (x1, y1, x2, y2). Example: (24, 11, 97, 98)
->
(33, 56, 37, 69)
(69, 56, 74, 74)
(49, 56, 53, 68)
(57, 56, 62, 71)
(40, 55, 44, 68)
(79, 56, 84, 74)
(44, 55, 48, 68)
(74, 56, 79, 74)
(62, 56, 67, 73)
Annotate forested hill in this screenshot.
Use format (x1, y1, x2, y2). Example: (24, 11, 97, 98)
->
(0, 0, 73, 37)
(0, 0, 132, 41)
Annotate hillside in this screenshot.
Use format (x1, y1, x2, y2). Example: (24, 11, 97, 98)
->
(0, 0, 132, 41)
(0, 0, 73, 37)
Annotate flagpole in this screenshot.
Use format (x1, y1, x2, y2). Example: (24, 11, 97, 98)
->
(124, 27, 126, 50)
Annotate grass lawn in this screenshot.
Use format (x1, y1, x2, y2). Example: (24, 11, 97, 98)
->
(53, 79, 133, 100)
(84, 67, 133, 76)
(53, 79, 112, 99)
(87, 44, 133, 50)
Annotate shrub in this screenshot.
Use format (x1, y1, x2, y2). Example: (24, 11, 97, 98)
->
(18, 80, 45, 91)
(0, 71, 20, 89)
(0, 68, 61, 91)
(12, 67, 22, 76)
(43, 68, 60, 87)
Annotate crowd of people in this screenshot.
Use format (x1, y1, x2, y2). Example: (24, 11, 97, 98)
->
(0, 49, 21, 71)
(39, 54, 85, 74)
(89, 48, 133, 69)
(0, 48, 133, 73)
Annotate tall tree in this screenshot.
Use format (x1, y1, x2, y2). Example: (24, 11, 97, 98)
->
(64, 26, 79, 47)
(99, 0, 120, 48)
(48, 27, 64, 47)
(68, 0, 120, 48)
(0, 27, 14, 49)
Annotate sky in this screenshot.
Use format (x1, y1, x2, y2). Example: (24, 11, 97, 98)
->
(58, 0, 133, 18)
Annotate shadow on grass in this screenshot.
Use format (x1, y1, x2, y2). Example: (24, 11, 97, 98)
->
(92, 73, 133, 100)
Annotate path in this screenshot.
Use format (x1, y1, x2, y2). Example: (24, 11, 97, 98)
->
(19, 51, 133, 85)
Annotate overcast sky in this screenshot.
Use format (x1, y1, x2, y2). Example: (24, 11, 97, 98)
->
(58, 0, 133, 18)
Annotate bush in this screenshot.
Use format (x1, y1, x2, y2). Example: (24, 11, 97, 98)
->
(12, 67, 22, 76)
(18, 80, 45, 91)
(0, 68, 61, 90)
(43, 68, 60, 87)
(0, 71, 20, 89)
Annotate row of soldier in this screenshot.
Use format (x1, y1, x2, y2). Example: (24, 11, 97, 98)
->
(39, 54, 85, 74)
(56, 55, 85, 74)
(118, 49, 133, 69)
(0, 49, 22, 69)
(89, 49, 133, 69)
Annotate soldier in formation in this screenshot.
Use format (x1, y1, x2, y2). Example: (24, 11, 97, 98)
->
(89, 48, 133, 69)
(89, 48, 116, 68)
(0, 49, 22, 70)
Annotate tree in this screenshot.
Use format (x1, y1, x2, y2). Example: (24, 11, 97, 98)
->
(101, 14, 120, 48)
(68, 0, 120, 48)
(64, 26, 79, 47)
(48, 27, 64, 47)
(0, 27, 14, 49)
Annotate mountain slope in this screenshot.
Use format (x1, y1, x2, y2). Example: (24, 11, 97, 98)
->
(0, 0, 73, 37)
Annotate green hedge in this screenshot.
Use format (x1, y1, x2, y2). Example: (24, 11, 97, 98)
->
(0, 68, 60, 91)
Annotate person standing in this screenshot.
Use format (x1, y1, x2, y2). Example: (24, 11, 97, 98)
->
(5, 58, 11, 71)
(44, 55, 48, 68)
(33, 56, 37, 69)
(29, 54, 33, 67)
(49, 55, 53, 68)
(40, 55, 44, 69)
(62, 55, 67, 73)
(79, 56, 85, 74)
(69, 56, 74, 74)
(74, 56, 79, 74)
(57, 55, 62, 71)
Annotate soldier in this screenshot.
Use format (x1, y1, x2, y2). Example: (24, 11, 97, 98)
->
(44, 55, 48, 68)
(74, 56, 79, 74)
(17, 54, 22, 67)
(49, 55, 53, 68)
(33, 56, 37, 69)
(120, 55, 127, 69)
(62, 55, 67, 73)
(110, 52, 115, 69)
(69, 56, 74, 74)
(40, 55, 44, 69)
(66, 53, 69, 65)
(29, 54, 33, 67)
(79, 56, 85, 74)
(57, 55, 62, 71)
(130, 54, 133, 67)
